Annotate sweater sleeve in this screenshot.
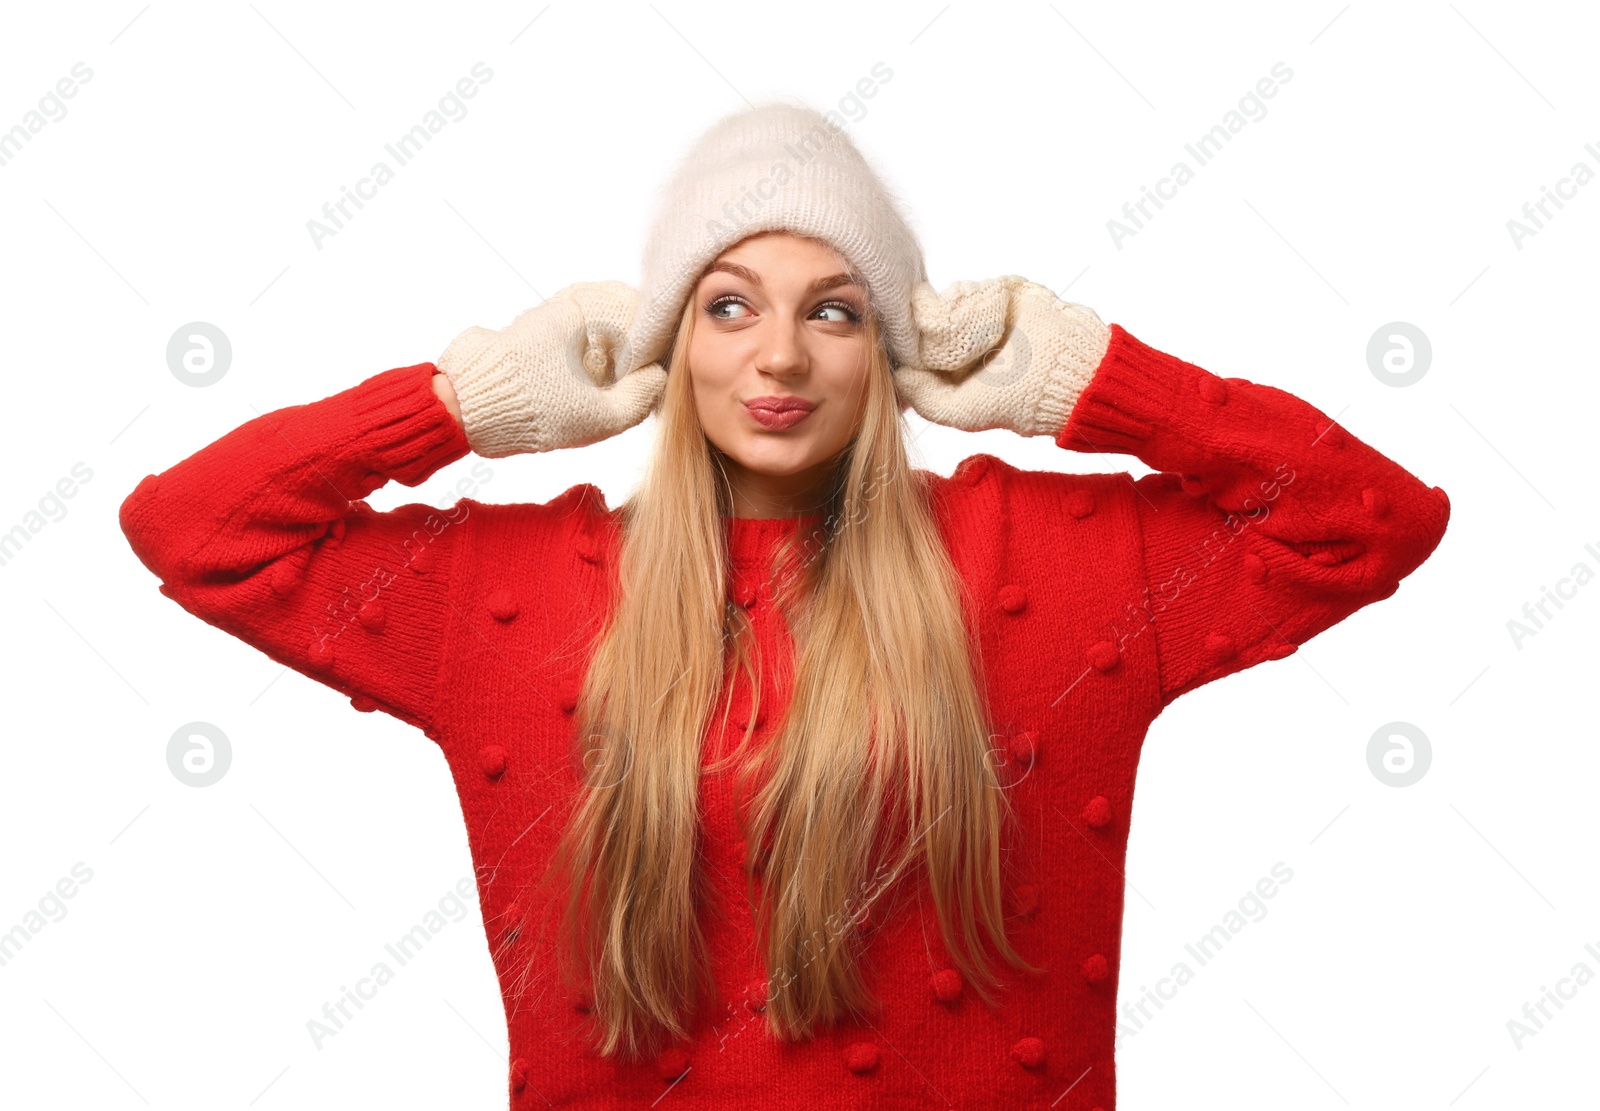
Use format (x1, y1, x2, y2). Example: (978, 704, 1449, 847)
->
(119, 362, 473, 735)
(1056, 324, 1451, 710)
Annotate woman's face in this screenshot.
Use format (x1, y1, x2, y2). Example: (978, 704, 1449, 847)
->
(686, 231, 872, 514)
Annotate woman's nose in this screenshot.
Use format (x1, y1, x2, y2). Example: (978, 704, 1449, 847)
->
(754, 317, 809, 377)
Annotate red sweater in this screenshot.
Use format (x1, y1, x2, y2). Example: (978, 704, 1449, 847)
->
(119, 324, 1449, 1109)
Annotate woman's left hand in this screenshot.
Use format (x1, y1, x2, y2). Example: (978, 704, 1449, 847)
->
(893, 276, 1112, 438)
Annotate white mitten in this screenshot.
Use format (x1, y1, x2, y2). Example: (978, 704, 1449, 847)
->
(893, 276, 1111, 438)
(437, 281, 667, 457)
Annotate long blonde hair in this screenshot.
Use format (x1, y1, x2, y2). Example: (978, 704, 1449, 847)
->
(527, 275, 1041, 1060)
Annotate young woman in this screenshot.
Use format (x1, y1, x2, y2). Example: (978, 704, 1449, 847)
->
(119, 101, 1450, 1110)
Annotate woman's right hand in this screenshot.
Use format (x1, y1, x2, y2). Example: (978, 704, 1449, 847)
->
(436, 280, 667, 457)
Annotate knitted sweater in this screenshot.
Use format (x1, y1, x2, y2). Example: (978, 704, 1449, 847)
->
(118, 324, 1450, 1110)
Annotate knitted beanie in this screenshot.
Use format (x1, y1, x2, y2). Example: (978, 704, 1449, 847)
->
(618, 98, 930, 378)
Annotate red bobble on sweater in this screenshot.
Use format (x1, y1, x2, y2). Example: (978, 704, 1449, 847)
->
(1086, 640, 1120, 672)
(576, 532, 602, 565)
(1008, 730, 1037, 767)
(843, 1042, 880, 1073)
(1178, 474, 1207, 497)
(1083, 795, 1112, 828)
(1010, 1036, 1046, 1068)
(930, 968, 963, 1003)
(1243, 551, 1269, 583)
(743, 979, 769, 1013)
(1082, 953, 1109, 984)
(1205, 633, 1236, 663)
(1362, 486, 1390, 518)
(479, 744, 507, 779)
(509, 1057, 529, 1093)
(997, 584, 1027, 615)
(501, 900, 522, 940)
(657, 1047, 690, 1080)
(957, 455, 992, 486)
(1197, 375, 1229, 405)
(1065, 489, 1096, 519)
(1014, 884, 1040, 918)
(1266, 639, 1298, 660)
(350, 694, 378, 713)
(487, 589, 519, 622)
(308, 638, 334, 669)
(269, 560, 301, 597)
(734, 581, 758, 609)
(357, 600, 386, 633)
(408, 544, 433, 574)
(328, 516, 347, 544)
(1316, 420, 1346, 448)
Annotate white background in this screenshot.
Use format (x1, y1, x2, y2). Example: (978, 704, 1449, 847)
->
(1, 2, 1593, 1108)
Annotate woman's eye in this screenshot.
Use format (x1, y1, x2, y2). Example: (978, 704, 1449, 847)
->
(705, 296, 859, 323)
(706, 296, 750, 320)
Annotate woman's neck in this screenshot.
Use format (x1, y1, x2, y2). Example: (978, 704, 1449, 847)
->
(720, 456, 836, 520)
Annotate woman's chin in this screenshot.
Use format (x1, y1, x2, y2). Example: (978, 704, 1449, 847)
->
(722, 439, 827, 479)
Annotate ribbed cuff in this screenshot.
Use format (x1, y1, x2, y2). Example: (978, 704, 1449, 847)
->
(1031, 306, 1111, 437)
(344, 362, 473, 485)
(1054, 324, 1189, 455)
(436, 326, 539, 458)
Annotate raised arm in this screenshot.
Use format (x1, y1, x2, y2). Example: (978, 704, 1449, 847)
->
(896, 276, 1451, 710)
(119, 363, 472, 735)
(122, 281, 667, 735)
(1056, 323, 1451, 708)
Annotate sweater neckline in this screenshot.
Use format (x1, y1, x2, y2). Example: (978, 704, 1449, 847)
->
(723, 511, 827, 565)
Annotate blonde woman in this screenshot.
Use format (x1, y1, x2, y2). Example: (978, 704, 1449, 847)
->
(120, 100, 1450, 1109)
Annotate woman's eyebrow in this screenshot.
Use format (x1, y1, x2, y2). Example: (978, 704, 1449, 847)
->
(702, 260, 862, 295)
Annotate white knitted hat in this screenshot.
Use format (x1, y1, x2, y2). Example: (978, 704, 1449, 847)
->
(618, 98, 929, 377)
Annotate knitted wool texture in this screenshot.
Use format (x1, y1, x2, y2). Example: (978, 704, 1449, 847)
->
(119, 326, 1452, 1109)
(622, 98, 930, 376)
(435, 281, 660, 458)
(901, 275, 1115, 437)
